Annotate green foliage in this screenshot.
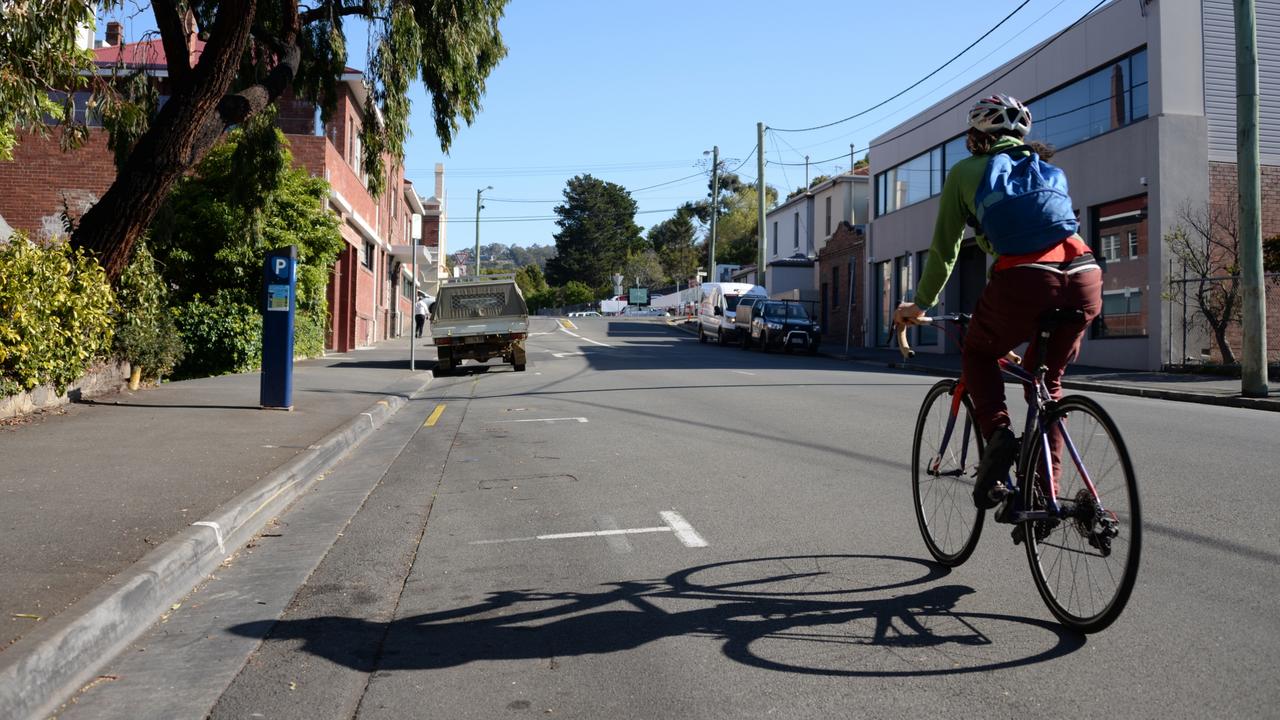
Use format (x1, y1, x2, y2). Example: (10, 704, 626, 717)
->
(114, 240, 185, 380)
(293, 0, 509, 195)
(525, 288, 557, 314)
(649, 206, 699, 284)
(621, 249, 666, 288)
(515, 264, 549, 297)
(1265, 235, 1280, 276)
(0, 233, 115, 396)
(172, 291, 262, 379)
(560, 281, 594, 306)
(717, 184, 778, 266)
(546, 174, 643, 288)
(150, 116, 342, 369)
(0, 0, 112, 160)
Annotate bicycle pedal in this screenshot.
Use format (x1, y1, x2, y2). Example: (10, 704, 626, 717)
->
(1011, 524, 1026, 545)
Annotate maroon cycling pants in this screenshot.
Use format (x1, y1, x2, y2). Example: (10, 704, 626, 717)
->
(962, 266, 1103, 439)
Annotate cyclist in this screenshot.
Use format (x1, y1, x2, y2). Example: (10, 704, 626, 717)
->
(893, 94, 1102, 510)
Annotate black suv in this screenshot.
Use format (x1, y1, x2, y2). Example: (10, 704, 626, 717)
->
(749, 300, 821, 353)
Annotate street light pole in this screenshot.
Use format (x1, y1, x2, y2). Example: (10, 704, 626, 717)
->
(475, 185, 492, 276)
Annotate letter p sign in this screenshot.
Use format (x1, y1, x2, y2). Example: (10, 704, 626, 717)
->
(274, 257, 289, 278)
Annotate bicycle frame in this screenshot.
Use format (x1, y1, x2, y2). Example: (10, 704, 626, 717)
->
(912, 315, 1107, 524)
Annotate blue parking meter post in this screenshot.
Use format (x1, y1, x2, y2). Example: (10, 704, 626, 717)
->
(261, 246, 297, 409)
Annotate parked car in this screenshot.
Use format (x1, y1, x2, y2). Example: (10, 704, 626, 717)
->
(568, 311, 602, 317)
(749, 300, 821, 353)
(733, 296, 769, 349)
(697, 282, 766, 345)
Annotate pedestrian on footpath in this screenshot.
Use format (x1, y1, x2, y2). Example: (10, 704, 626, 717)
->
(414, 293, 430, 338)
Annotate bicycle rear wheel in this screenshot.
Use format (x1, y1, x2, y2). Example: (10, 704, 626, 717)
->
(1022, 395, 1141, 633)
(911, 380, 985, 566)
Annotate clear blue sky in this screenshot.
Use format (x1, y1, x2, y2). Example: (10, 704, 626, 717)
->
(400, 0, 1106, 254)
(100, 0, 1108, 254)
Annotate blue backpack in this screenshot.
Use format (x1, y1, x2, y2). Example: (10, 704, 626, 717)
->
(971, 145, 1079, 255)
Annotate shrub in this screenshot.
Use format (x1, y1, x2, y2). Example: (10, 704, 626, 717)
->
(0, 233, 115, 396)
(295, 308, 327, 359)
(173, 291, 262, 379)
(113, 240, 185, 381)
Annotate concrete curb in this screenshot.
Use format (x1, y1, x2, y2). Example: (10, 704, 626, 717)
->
(669, 318, 1277, 412)
(875, 358, 1279, 413)
(0, 373, 434, 720)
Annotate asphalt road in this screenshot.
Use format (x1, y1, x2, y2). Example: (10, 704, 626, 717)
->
(63, 316, 1280, 719)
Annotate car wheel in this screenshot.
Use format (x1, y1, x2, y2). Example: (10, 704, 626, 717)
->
(760, 332, 771, 352)
(716, 329, 726, 346)
(699, 327, 707, 343)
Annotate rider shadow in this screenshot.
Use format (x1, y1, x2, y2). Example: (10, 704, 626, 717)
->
(229, 555, 1085, 677)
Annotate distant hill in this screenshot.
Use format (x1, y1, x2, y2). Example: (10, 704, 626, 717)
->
(452, 242, 556, 270)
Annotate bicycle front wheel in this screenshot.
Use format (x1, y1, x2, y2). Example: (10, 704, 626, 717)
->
(1022, 395, 1141, 633)
(912, 380, 985, 566)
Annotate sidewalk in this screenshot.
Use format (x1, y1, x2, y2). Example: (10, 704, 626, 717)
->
(669, 318, 1280, 412)
(0, 338, 435, 717)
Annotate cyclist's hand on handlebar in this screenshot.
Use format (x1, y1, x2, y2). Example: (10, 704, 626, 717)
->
(893, 302, 925, 328)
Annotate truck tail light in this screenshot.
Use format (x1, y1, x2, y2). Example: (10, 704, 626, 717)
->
(435, 337, 452, 346)
(510, 332, 526, 340)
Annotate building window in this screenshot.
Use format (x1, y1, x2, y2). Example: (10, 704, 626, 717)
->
(772, 221, 778, 255)
(1101, 234, 1121, 262)
(1091, 195, 1148, 338)
(1026, 48, 1149, 152)
(875, 260, 892, 346)
(362, 240, 375, 271)
(832, 265, 839, 307)
(793, 212, 799, 249)
(401, 272, 413, 300)
(825, 197, 832, 236)
(914, 250, 937, 346)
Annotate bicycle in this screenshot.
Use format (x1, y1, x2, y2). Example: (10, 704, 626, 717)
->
(898, 311, 1141, 633)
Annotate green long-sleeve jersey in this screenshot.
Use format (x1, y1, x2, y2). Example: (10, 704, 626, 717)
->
(913, 135, 1027, 310)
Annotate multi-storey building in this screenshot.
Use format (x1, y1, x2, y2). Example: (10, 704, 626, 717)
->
(0, 22, 446, 354)
(867, 0, 1279, 369)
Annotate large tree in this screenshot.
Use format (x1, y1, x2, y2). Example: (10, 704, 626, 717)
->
(648, 204, 699, 284)
(10, 0, 507, 281)
(545, 174, 643, 288)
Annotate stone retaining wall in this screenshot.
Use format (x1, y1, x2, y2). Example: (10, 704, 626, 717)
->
(1, 360, 131, 419)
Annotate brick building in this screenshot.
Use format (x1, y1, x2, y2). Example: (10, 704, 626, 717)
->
(0, 22, 446, 354)
(815, 222, 866, 351)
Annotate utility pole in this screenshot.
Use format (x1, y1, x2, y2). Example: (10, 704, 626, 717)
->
(1235, 0, 1268, 397)
(757, 122, 767, 290)
(805, 155, 810, 188)
(850, 144, 855, 173)
(710, 145, 720, 281)
(474, 185, 492, 277)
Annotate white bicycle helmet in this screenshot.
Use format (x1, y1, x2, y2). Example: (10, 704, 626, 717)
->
(968, 94, 1032, 137)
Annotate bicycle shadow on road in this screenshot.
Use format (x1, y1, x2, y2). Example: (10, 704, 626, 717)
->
(229, 554, 1085, 677)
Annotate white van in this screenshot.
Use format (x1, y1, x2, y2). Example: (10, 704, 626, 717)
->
(697, 282, 766, 345)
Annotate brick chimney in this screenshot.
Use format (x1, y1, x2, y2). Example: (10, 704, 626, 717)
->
(105, 21, 122, 46)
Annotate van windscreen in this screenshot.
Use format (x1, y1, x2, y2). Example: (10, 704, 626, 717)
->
(724, 294, 742, 310)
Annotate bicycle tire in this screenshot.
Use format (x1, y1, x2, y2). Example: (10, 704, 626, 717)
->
(912, 380, 986, 566)
(1020, 394, 1141, 633)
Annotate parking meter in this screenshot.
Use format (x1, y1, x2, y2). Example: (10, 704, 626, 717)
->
(261, 246, 297, 409)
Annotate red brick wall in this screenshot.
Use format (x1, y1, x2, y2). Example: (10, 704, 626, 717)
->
(0, 130, 116, 239)
(816, 223, 866, 349)
(1206, 162, 1280, 362)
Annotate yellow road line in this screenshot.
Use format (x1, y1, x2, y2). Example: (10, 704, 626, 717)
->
(558, 319, 577, 330)
(424, 403, 447, 427)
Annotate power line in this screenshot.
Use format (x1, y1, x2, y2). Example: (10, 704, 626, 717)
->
(443, 207, 685, 223)
(868, 0, 1110, 151)
(769, 0, 1034, 133)
(768, 0, 1072, 157)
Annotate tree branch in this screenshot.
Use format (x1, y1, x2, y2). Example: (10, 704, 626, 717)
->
(299, 1, 372, 25)
(152, 0, 194, 88)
